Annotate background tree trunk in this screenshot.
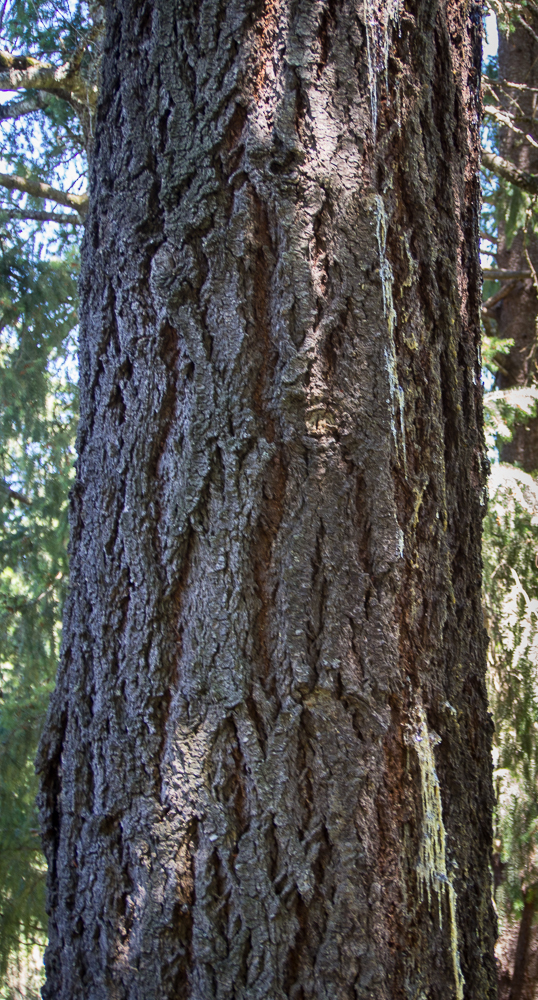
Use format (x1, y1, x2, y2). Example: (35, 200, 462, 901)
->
(508, 889, 538, 1000)
(491, 16, 538, 997)
(37, 1, 497, 998)
(496, 12, 538, 470)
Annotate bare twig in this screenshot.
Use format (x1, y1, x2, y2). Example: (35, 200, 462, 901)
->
(483, 278, 523, 312)
(481, 149, 538, 196)
(0, 207, 83, 224)
(0, 54, 98, 105)
(483, 105, 538, 148)
(491, 79, 538, 93)
(483, 268, 532, 280)
(0, 172, 88, 215)
(518, 13, 538, 47)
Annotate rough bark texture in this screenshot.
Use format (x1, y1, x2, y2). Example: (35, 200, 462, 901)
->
(37, 1, 497, 998)
(496, 13, 538, 470)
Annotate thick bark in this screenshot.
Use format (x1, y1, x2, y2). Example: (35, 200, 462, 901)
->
(37, 2, 496, 998)
(495, 13, 538, 470)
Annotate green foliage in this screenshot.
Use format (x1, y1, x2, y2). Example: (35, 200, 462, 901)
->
(484, 387, 538, 453)
(0, 0, 95, 229)
(480, 0, 538, 954)
(0, 225, 78, 989)
(2, 0, 91, 54)
(484, 465, 538, 924)
(481, 334, 514, 380)
(0, 2, 92, 987)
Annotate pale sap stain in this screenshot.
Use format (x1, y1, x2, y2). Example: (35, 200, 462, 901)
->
(364, 0, 401, 135)
(367, 0, 408, 481)
(407, 705, 465, 1000)
(373, 194, 407, 477)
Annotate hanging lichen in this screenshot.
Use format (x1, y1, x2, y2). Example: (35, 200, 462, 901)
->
(407, 705, 465, 1000)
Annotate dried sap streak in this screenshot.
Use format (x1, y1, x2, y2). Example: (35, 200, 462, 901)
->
(372, 193, 408, 477)
(408, 705, 465, 1000)
(363, 0, 401, 135)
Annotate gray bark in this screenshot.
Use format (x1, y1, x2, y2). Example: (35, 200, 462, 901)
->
(37, 1, 497, 998)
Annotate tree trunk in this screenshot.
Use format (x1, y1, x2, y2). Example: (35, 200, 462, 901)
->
(496, 12, 538, 470)
(508, 891, 537, 1000)
(37, 1, 497, 998)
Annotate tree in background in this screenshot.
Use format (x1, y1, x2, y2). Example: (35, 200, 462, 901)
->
(481, 2, 538, 996)
(0, 234, 78, 997)
(0, 0, 104, 225)
(0, 1, 100, 992)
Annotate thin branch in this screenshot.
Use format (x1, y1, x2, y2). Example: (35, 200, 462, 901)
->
(483, 104, 538, 148)
(495, 79, 538, 94)
(483, 278, 523, 312)
(0, 207, 83, 224)
(0, 481, 31, 506)
(0, 91, 51, 120)
(483, 80, 528, 119)
(0, 172, 88, 214)
(481, 149, 538, 196)
(483, 268, 532, 280)
(67, 20, 103, 74)
(0, 54, 98, 105)
(484, 77, 538, 94)
(0, 48, 44, 71)
(525, 247, 538, 290)
(518, 13, 538, 47)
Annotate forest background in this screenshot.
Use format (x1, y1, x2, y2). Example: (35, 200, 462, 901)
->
(0, 0, 537, 997)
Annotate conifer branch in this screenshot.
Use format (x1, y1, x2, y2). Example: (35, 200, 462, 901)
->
(481, 149, 538, 195)
(0, 51, 97, 105)
(0, 207, 83, 224)
(0, 173, 88, 215)
(0, 92, 51, 120)
(0, 48, 43, 70)
(495, 79, 538, 93)
(66, 20, 103, 75)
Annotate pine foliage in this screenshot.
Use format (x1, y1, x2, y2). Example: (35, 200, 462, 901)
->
(0, 226, 78, 987)
(481, 2, 538, 978)
(484, 464, 538, 922)
(0, 2, 89, 988)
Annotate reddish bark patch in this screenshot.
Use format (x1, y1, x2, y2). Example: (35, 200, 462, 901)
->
(253, 0, 282, 98)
